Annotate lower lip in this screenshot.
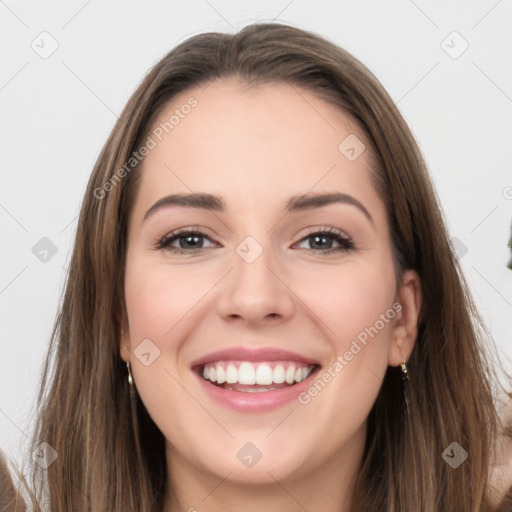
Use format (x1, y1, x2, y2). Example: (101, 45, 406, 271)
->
(194, 369, 319, 412)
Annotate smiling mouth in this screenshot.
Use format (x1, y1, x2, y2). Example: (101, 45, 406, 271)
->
(196, 361, 320, 393)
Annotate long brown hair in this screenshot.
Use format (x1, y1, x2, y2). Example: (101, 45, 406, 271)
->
(15, 22, 502, 511)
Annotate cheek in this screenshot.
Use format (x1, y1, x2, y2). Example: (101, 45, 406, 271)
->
(123, 257, 208, 435)
(293, 260, 397, 424)
(124, 257, 212, 339)
(122, 257, 195, 402)
(296, 260, 397, 353)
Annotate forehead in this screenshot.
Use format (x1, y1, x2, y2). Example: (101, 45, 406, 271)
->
(132, 78, 382, 219)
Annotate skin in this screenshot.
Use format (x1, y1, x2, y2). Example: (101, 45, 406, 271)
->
(119, 79, 422, 512)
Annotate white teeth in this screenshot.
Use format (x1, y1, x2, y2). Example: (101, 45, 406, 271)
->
(216, 365, 226, 384)
(238, 362, 256, 385)
(285, 365, 296, 384)
(226, 364, 237, 384)
(255, 364, 273, 385)
(224, 386, 275, 392)
(272, 364, 285, 384)
(245, 387, 270, 393)
(200, 361, 315, 387)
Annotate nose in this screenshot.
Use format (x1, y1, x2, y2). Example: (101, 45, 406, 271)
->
(215, 240, 295, 327)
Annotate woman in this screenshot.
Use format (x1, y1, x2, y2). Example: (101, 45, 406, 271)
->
(13, 22, 508, 511)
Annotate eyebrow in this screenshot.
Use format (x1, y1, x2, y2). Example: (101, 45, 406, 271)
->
(143, 193, 224, 221)
(143, 192, 373, 224)
(285, 192, 373, 224)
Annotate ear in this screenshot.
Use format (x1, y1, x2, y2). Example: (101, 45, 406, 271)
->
(118, 312, 131, 363)
(388, 269, 422, 366)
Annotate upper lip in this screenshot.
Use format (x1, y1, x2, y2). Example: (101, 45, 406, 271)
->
(190, 347, 321, 368)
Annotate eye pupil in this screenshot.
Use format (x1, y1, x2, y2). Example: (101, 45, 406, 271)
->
(180, 234, 202, 248)
(310, 235, 332, 250)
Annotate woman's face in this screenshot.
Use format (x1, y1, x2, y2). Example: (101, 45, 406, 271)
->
(121, 79, 420, 492)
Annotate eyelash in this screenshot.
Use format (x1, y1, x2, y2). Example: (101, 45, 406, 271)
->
(155, 227, 355, 255)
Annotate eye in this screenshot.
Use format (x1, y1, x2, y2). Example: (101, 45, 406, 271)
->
(156, 229, 217, 254)
(295, 228, 354, 254)
(155, 227, 354, 255)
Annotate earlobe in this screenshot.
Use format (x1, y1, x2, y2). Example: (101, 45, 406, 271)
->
(388, 269, 422, 367)
(118, 316, 130, 363)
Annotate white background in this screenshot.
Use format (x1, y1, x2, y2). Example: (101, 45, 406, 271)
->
(1, 0, 511, 469)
